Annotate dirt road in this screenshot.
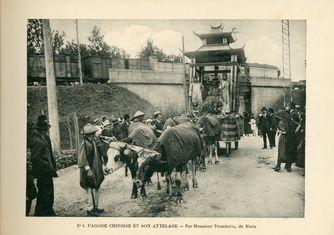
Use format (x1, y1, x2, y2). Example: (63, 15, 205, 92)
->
(48, 135, 304, 217)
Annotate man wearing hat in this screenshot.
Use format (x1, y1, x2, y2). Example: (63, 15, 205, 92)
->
(101, 119, 113, 137)
(29, 115, 58, 216)
(101, 118, 121, 140)
(123, 111, 156, 148)
(111, 118, 122, 140)
(286, 102, 300, 123)
(93, 118, 103, 137)
(268, 108, 278, 148)
(78, 124, 106, 216)
(152, 111, 163, 137)
(258, 107, 270, 149)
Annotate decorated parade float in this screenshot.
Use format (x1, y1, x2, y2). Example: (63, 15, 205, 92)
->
(183, 24, 247, 156)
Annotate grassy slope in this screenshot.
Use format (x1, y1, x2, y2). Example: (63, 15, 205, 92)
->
(28, 84, 156, 149)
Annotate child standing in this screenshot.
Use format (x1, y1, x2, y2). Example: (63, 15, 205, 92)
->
(249, 115, 257, 136)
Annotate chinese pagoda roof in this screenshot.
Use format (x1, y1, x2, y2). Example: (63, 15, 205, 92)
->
(182, 44, 246, 63)
(193, 31, 235, 43)
(193, 24, 236, 43)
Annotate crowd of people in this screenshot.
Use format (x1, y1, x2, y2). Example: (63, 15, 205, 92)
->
(26, 108, 167, 216)
(26, 100, 305, 217)
(239, 102, 305, 172)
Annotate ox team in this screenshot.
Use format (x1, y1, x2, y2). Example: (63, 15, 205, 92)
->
(28, 101, 304, 217)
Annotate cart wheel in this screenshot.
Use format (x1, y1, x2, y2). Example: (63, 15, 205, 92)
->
(226, 143, 231, 157)
(234, 141, 239, 150)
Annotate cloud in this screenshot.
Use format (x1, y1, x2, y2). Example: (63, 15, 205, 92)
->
(105, 25, 183, 57)
(151, 30, 183, 55)
(245, 35, 282, 68)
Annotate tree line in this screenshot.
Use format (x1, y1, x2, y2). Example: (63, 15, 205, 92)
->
(27, 20, 183, 62)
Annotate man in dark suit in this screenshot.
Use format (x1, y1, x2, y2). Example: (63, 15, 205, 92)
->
(267, 108, 278, 148)
(30, 115, 58, 216)
(257, 107, 270, 149)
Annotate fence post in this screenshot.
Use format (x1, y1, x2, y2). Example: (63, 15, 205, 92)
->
(73, 113, 80, 155)
(65, 117, 73, 150)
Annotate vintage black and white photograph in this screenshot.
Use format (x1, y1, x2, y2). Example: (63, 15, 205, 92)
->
(26, 19, 306, 217)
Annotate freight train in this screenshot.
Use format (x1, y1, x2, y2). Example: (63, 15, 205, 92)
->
(27, 54, 151, 85)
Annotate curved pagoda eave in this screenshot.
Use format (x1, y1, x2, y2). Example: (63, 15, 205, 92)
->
(183, 48, 247, 63)
(193, 31, 236, 43)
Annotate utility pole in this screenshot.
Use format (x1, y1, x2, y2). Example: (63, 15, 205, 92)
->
(42, 19, 61, 152)
(75, 19, 83, 85)
(182, 36, 188, 112)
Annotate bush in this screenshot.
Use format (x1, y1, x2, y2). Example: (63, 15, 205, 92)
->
(54, 151, 78, 169)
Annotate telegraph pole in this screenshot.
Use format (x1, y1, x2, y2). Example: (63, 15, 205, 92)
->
(182, 36, 188, 112)
(75, 19, 83, 85)
(42, 19, 61, 152)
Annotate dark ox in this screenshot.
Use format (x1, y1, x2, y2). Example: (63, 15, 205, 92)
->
(196, 114, 222, 166)
(106, 142, 157, 199)
(162, 115, 193, 131)
(136, 123, 202, 199)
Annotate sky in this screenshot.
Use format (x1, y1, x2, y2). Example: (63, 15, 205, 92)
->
(50, 19, 306, 81)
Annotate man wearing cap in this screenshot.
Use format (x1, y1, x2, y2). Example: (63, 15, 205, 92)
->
(152, 111, 163, 137)
(258, 107, 270, 149)
(78, 124, 106, 216)
(123, 111, 156, 148)
(29, 115, 58, 216)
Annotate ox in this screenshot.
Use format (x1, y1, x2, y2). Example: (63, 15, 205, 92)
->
(106, 142, 157, 199)
(196, 114, 222, 166)
(162, 114, 193, 130)
(135, 123, 202, 201)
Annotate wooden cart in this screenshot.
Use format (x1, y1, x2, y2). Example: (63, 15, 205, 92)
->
(219, 114, 241, 156)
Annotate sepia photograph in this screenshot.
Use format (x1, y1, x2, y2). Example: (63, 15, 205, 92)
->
(26, 19, 306, 218)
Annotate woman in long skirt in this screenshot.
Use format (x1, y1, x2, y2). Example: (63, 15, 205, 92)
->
(274, 110, 298, 172)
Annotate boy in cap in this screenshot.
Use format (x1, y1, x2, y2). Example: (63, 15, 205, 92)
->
(78, 124, 107, 216)
(29, 115, 58, 216)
